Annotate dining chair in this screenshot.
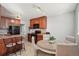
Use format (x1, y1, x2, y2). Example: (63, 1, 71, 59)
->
(3, 37, 16, 55)
(56, 43, 79, 56)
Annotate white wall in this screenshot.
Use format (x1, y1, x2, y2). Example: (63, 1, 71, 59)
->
(0, 29, 8, 34)
(74, 4, 79, 48)
(21, 12, 75, 42)
(47, 12, 75, 42)
(1, 5, 16, 18)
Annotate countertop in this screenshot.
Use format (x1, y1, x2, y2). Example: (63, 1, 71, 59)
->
(0, 35, 22, 39)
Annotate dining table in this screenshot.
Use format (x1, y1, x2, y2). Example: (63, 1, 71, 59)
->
(37, 40, 57, 55)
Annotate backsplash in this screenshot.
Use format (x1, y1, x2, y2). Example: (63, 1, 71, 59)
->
(0, 29, 8, 34)
(29, 29, 46, 33)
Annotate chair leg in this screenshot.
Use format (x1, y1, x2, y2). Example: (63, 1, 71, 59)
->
(20, 50, 21, 55)
(20, 44, 22, 55)
(22, 43, 25, 50)
(36, 50, 38, 56)
(13, 46, 17, 56)
(23, 44, 26, 50)
(14, 51, 17, 56)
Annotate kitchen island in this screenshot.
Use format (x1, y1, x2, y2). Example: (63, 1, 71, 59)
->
(0, 35, 23, 56)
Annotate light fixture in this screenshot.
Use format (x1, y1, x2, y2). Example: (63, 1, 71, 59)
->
(78, 33, 79, 35)
(11, 19, 15, 23)
(16, 16, 21, 19)
(32, 4, 46, 15)
(33, 4, 42, 12)
(15, 12, 22, 19)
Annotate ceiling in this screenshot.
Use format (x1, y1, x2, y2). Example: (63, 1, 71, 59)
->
(1, 3, 77, 18)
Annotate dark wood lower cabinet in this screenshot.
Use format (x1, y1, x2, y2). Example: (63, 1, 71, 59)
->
(28, 34, 32, 42)
(37, 34, 43, 41)
(0, 39, 6, 56)
(0, 35, 23, 56)
(28, 33, 43, 44)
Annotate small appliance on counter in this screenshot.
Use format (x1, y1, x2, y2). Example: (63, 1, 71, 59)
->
(8, 26, 20, 35)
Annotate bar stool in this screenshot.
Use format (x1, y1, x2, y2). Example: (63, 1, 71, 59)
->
(15, 36, 25, 55)
(14, 36, 22, 55)
(3, 37, 16, 55)
(21, 36, 25, 50)
(11, 36, 17, 55)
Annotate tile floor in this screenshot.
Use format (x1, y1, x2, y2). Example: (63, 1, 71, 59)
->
(8, 41, 55, 56)
(9, 41, 36, 56)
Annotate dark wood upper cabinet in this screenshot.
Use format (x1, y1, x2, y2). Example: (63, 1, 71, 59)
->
(30, 16, 47, 29)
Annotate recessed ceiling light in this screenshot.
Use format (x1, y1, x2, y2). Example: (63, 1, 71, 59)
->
(32, 4, 46, 15)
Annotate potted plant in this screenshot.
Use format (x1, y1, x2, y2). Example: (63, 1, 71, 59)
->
(48, 36, 56, 44)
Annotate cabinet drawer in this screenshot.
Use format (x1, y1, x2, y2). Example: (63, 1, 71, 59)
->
(0, 44, 6, 55)
(0, 39, 4, 44)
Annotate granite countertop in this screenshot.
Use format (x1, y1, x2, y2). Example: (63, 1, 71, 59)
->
(37, 40, 56, 52)
(0, 35, 21, 39)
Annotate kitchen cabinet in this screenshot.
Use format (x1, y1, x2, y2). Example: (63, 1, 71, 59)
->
(40, 17, 47, 29)
(14, 19, 21, 26)
(28, 33, 43, 43)
(30, 16, 47, 29)
(0, 16, 21, 29)
(0, 39, 6, 56)
(0, 35, 22, 55)
(0, 16, 8, 29)
(0, 16, 10, 28)
(37, 34, 43, 41)
(0, 5, 1, 28)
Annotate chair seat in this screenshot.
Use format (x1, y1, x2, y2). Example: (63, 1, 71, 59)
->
(17, 41, 22, 44)
(6, 43, 13, 47)
(22, 41, 24, 43)
(17, 41, 24, 44)
(13, 43, 16, 46)
(6, 43, 16, 47)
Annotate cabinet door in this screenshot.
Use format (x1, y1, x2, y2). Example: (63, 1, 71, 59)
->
(42, 19, 47, 29)
(0, 39, 6, 56)
(0, 17, 5, 28)
(40, 19, 42, 28)
(7, 19, 11, 26)
(15, 19, 20, 26)
(0, 17, 2, 28)
(30, 20, 33, 28)
(40, 18, 47, 29)
(37, 34, 43, 41)
(0, 17, 8, 28)
(30, 16, 47, 29)
(30, 19, 35, 28)
(0, 5, 1, 16)
(0, 16, 1, 28)
(34, 19, 39, 24)
(28, 34, 32, 42)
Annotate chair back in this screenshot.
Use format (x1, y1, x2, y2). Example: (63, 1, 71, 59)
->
(15, 36, 22, 42)
(56, 43, 79, 56)
(12, 37, 16, 43)
(3, 37, 12, 45)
